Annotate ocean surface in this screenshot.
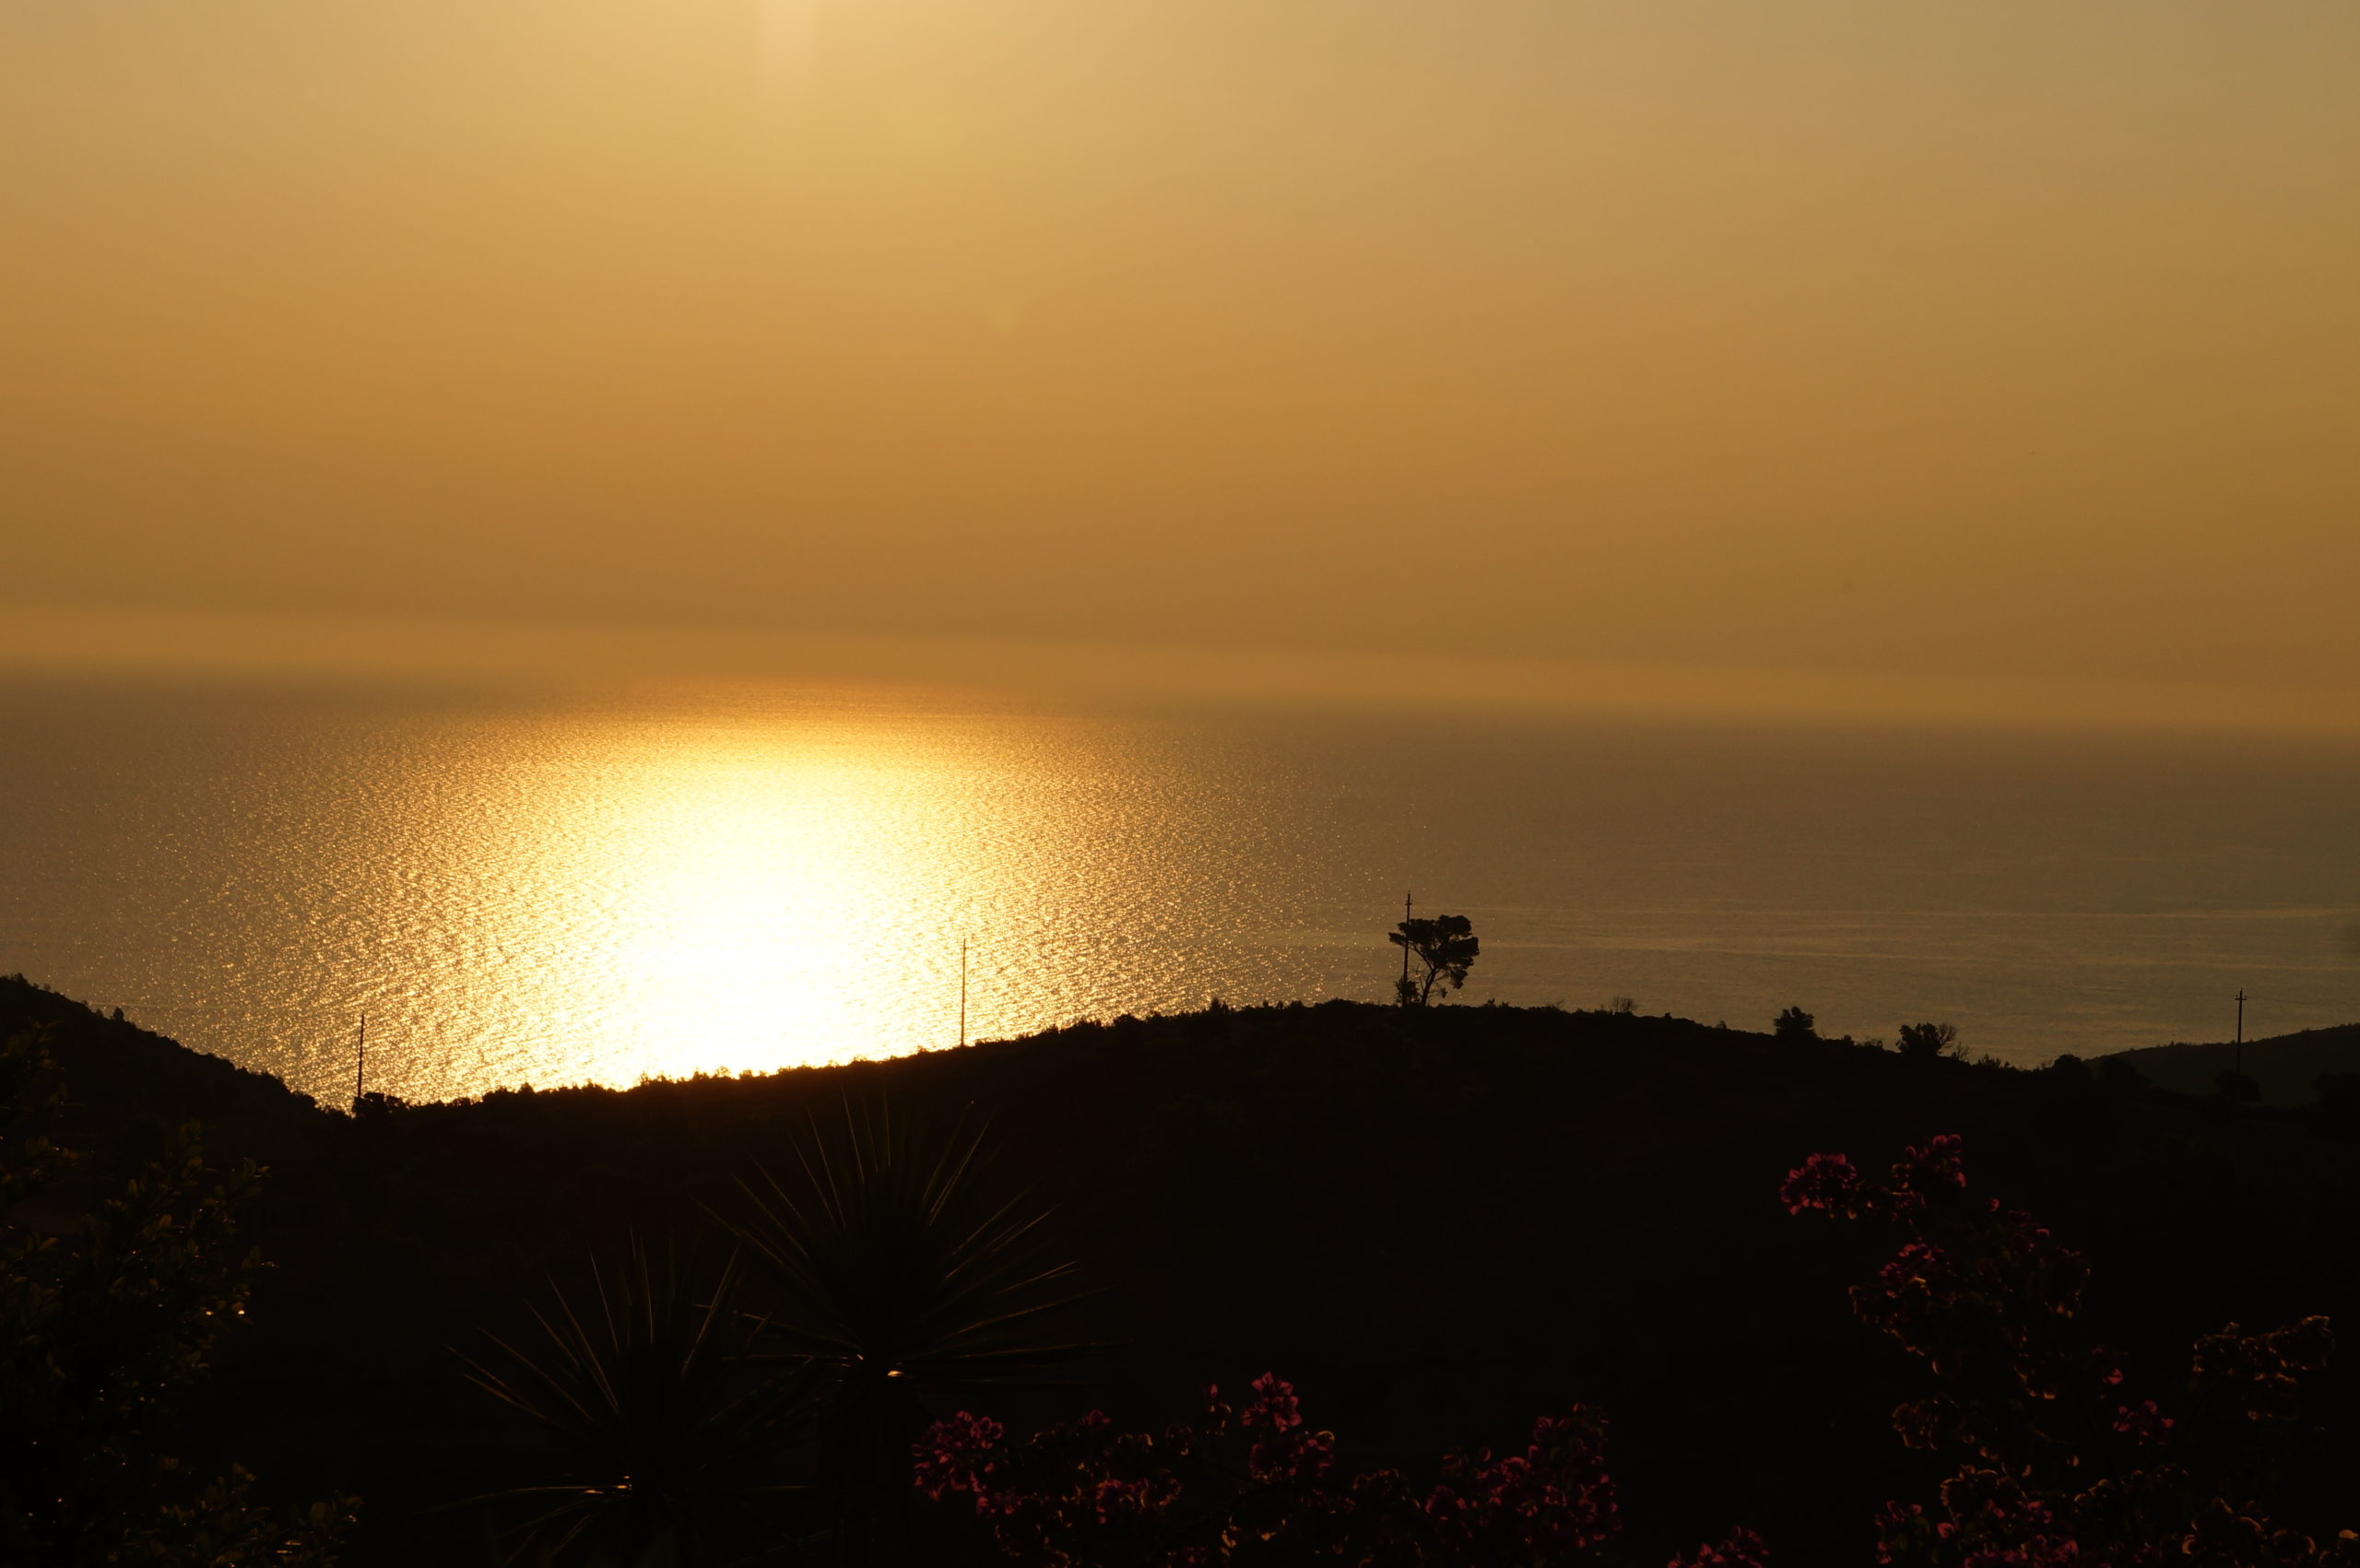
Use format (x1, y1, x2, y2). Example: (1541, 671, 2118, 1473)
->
(4, 674, 2356, 1105)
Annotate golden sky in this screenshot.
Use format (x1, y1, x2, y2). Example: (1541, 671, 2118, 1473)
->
(5, 1, 2355, 713)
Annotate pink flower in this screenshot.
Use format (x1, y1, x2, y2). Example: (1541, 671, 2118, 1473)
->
(1904, 1134, 1968, 1189)
(914, 1410, 1005, 1509)
(2111, 1400, 2175, 1444)
(1427, 1409, 1618, 1553)
(1239, 1372, 1303, 1432)
(1780, 1152, 1861, 1215)
(1248, 1428, 1335, 1482)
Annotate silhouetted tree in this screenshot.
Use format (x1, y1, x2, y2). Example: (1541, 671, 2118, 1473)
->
(1895, 1021, 1958, 1063)
(1773, 1007, 1818, 1042)
(1390, 914, 1480, 1007)
(0, 1030, 355, 1564)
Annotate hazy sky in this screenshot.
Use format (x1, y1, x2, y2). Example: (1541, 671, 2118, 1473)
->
(5, 1, 2356, 708)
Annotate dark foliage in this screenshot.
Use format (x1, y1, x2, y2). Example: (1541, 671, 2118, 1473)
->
(0, 1026, 355, 1563)
(1785, 1137, 2359, 1563)
(454, 1241, 803, 1567)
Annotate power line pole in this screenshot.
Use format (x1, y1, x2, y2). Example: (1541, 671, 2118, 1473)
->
(354, 1014, 367, 1106)
(2235, 988, 2248, 1079)
(1401, 890, 1413, 1000)
(958, 937, 968, 1049)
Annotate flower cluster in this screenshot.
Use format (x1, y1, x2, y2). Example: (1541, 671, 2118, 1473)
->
(1779, 1151, 1861, 1216)
(1788, 1137, 2354, 1568)
(914, 1409, 1007, 1510)
(1786, 1138, 2091, 1402)
(2190, 1317, 2334, 1426)
(914, 1406, 1184, 1565)
(1234, 1373, 1335, 1483)
(916, 1381, 1653, 1566)
(1670, 1527, 1771, 1567)
(2108, 1400, 2172, 1445)
(1423, 1409, 1619, 1559)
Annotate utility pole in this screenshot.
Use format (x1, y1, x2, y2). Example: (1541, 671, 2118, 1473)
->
(2235, 989, 2248, 1079)
(958, 937, 968, 1049)
(354, 1014, 367, 1105)
(1401, 890, 1413, 999)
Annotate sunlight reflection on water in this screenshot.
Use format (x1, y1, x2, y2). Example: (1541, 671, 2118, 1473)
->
(3, 678, 2358, 1103)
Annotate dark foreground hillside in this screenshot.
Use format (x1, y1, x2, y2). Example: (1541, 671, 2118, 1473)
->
(6, 975, 2360, 1563)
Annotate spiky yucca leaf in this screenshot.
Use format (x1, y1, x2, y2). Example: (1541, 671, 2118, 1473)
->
(454, 1240, 805, 1568)
(721, 1103, 1096, 1564)
(724, 1102, 1097, 1395)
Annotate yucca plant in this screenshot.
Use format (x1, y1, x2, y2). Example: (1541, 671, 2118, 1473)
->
(721, 1103, 1096, 1564)
(455, 1240, 807, 1568)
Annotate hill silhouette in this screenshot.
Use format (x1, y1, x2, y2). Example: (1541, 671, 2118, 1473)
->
(2106, 1021, 2360, 1106)
(0, 973, 331, 1164)
(6, 976, 2359, 1563)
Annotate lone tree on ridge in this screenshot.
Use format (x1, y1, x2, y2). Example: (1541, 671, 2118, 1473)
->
(1896, 1020, 1959, 1063)
(1390, 914, 1479, 1007)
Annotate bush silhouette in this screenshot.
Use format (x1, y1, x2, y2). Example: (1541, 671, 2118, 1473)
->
(1895, 1021, 1957, 1064)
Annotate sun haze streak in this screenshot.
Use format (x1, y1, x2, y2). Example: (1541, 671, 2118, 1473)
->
(757, 0, 822, 90)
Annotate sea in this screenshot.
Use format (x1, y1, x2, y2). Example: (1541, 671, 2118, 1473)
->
(3, 674, 2356, 1106)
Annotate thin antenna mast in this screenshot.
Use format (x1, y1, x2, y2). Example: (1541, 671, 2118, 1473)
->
(2235, 988, 2248, 1079)
(1401, 890, 1413, 997)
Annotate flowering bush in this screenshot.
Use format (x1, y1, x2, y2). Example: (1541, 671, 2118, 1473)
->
(1669, 1528, 1770, 1568)
(914, 1376, 1650, 1566)
(1787, 1136, 2359, 1567)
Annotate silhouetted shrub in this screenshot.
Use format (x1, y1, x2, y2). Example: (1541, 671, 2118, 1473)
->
(1894, 1022, 1957, 1064)
(1773, 1007, 1817, 1042)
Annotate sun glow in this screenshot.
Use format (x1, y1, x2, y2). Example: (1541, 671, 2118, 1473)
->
(230, 684, 1315, 1105)
(362, 693, 1026, 1099)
